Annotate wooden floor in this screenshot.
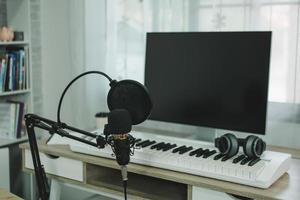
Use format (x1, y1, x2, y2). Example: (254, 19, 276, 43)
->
(0, 188, 23, 200)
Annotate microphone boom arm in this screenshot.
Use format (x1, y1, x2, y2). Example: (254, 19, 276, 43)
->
(24, 70, 147, 200)
(25, 113, 107, 200)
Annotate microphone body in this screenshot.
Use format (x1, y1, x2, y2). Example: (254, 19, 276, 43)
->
(105, 109, 133, 168)
(112, 133, 131, 166)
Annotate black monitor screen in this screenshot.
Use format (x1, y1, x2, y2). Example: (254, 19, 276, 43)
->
(145, 32, 271, 135)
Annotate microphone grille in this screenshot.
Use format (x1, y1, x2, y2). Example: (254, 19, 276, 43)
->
(108, 109, 132, 134)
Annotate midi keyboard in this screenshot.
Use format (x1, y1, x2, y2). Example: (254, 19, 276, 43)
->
(48, 130, 291, 189)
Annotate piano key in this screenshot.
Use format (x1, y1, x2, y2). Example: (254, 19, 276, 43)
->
(241, 157, 252, 165)
(160, 143, 171, 150)
(136, 140, 149, 147)
(179, 146, 193, 154)
(150, 142, 164, 149)
(162, 144, 177, 152)
(233, 155, 246, 164)
(221, 155, 234, 162)
(134, 138, 142, 143)
(214, 153, 225, 160)
(139, 140, 151, 148)
(248, 157, 261, 166)
(156, 142, 167, 150)
(203, 150, 217, 158)
(172, 145, 186, 153)
(141, 140, 156, 148)
(159, 143, 170, 151)
(189, 148, 202, 156)
(196, 149, 208, 157)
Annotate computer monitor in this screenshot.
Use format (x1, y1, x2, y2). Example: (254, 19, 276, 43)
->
(145, 32, 271, 135)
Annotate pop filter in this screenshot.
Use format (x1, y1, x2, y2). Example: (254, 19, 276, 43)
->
(107, 80, 152, 125)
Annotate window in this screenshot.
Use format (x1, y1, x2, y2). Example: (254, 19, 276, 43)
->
(106, 0, 300, 103)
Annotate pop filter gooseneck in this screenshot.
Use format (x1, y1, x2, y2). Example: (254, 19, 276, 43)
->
(57, 71, 113, 124)
(57, 71, 153, 126)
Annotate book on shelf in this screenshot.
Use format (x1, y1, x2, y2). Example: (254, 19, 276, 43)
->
(0, 47, 29, 93)
(0, 101, 26, 139)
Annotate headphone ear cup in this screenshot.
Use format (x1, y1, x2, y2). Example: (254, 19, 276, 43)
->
(244, 135, 266, 158)
(255, 138, 266, 157)
(262, 141, 266, 152)
(244, 135, 256, 158)
(216, 133, 239, 157)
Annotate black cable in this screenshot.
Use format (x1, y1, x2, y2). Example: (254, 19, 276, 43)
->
(123, 180, 127, 200)
(57, 71, 113, 124)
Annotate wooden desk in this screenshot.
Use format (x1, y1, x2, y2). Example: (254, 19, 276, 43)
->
(20, 143, 300, 200)
(0, 188, 23, 200)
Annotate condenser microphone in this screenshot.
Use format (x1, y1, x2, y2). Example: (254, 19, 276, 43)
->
(106, 109, 132, 166)
(106, 79, 152, 200)
(107, 80, 153, 125)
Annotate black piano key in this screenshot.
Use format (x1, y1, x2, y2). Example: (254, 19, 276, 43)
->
(160, 143, 171, 151)
(189, 148, 202, 156)
(172, 145, 186, 153)
(179, 146, 193, 155)
(240, 157, 252, 165)
(150, 142, 164, 150)
(221, 155, 233, 162)
(135, 140, 143, 146)
(196, 149, 208, 157)
(233, 155, 246, 164)
(162, 144, 177, 152)
(156, 142, 167, 150)
(248, 157, 261, 166)
(203, 150, 217, 158)
(141, 140, 156, 148)
(136, 140, 149, 147)
(134, 138, 142, 143)
(139, 140, 151, 148)
(159, 143, 171, 151)
(214, 153, 225, 160)
(148, 140, 156, 147)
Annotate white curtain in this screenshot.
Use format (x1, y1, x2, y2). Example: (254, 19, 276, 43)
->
(65, 0, 300, 130)
(66, 0, 109, 129)
(105, 0, 300, 104)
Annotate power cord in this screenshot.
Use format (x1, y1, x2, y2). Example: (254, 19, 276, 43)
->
(121, 165, 128, 200)
(123, 180, 127, 200)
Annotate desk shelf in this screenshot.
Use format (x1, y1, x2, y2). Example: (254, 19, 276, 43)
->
(86, 164, 187, 200)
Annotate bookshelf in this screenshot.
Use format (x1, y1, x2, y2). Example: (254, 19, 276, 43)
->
(0, 137, 28, 148)
(0, 0, 32, 141)
(0, 41, 29, 46)
(0, 89, 30, 97)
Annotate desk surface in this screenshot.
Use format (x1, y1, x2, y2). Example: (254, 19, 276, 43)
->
(0, 188, 23, 200)
(20, 142, 300, 200)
